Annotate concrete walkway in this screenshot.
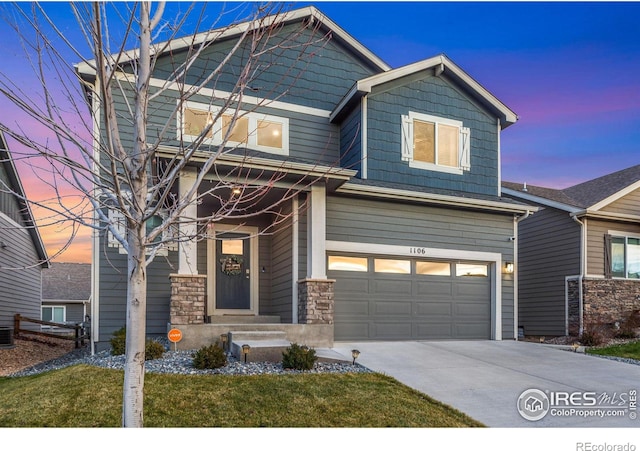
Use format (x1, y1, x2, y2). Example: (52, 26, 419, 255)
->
(332, 340, 640, 427)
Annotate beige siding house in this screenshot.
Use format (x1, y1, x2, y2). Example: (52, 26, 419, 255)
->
(503, 164, 640, 337)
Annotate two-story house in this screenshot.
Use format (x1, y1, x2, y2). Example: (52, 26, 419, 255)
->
(77, 6, 533, 351)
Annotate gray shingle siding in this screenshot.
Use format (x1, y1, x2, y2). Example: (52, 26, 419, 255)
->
(366, 72, 499, 195)
(152, 23, 378, 112)
(339, 104, 362, 175)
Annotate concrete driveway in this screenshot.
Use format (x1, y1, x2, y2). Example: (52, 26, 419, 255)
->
(332, 340, 640, 427)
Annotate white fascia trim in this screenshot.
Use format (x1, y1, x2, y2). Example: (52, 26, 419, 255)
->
(339, 183, 537, 214)
(76, 7, 389, 79)
(156, 146, 357, 180)
(579, 209, 640, 223)
(334, 55, 517, 126)
(501, 187, 581, 214)
(144, 74, 331, 119)
(589, 181, 640, 211)
(326, 240, 503, 340)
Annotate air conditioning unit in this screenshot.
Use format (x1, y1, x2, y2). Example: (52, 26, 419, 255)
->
(0, 326, 15, 349)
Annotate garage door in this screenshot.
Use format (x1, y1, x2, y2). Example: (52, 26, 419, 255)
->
(329, 255, 491, 341)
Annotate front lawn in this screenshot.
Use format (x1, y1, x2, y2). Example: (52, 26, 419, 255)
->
(0, 365, 482, 427)
(586, 340, 640, 361)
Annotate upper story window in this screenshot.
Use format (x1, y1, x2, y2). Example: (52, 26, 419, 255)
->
(180, 101, 289, 156)
(401, 112, 470, 174)
(608, 234, 640, 279)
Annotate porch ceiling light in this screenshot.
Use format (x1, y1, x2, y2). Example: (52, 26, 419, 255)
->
(351, 349, 360, 365)
(242, 344, 251, 363)
(231, 186, 242, 196)
(504, 262, 514, 274)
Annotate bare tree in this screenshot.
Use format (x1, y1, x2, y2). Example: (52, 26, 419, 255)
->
(0, 1, 334, 427)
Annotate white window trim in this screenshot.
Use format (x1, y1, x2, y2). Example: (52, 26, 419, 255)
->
(42, 305, 66, 328)
(608, 230, 640, 279)
(401, 111, 470, 175)
(179, 101, 290, 156)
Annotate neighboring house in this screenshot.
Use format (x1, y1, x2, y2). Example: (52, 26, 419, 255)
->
(41, 262, 91, 328)
(77, 6, 534, 351)
(0, 131, 49, 330)
(503, 165, 640, 337)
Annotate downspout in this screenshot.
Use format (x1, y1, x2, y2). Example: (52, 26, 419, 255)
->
(513, 210, 532, 340)
(570, 213, 586, 335)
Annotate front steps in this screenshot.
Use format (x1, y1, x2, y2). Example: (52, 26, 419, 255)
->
(228, 330, 290, 363)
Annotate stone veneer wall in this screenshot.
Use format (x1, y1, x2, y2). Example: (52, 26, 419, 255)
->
(567, 278, 581, 336)
(582, 279, 640, 326)
(297, 279, 335, 324)
(169, 274, 207, 325)
(568, 278, 640, 334)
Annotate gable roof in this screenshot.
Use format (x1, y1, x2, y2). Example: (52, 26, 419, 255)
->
(330, 54, 518, 128)
(503, 164, 640, 212)
(42, 262, 91, 301)
(75, 5, 390, 78)
(0, 132, 49, 266)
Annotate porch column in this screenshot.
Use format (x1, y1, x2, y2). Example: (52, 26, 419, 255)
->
(306, 183, 326, 279)
(298, 183, 334, 325)
(169, 274, 207, 325)
(178, 167, 198, 275)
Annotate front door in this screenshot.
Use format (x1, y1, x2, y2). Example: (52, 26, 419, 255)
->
(216, 233, 251, 310)
(207, 225, 259, 316)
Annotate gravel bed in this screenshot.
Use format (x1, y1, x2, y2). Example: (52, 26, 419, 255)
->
(8, 341, 372, 378)
(589, 355, 640, 366)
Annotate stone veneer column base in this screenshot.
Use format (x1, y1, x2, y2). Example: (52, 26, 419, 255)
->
(297, 278, 335, 325)
(169, 274, 207, 325)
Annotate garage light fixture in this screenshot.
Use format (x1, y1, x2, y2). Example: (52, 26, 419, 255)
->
(504, 262, 514, 274)
(351, 349, 360, 365)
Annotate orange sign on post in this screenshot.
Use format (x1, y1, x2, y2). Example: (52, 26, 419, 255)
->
(168, 328, 182, 351)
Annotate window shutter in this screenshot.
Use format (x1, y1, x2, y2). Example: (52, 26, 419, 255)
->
(459, 126, 471, 170)
(108, 209, 126, 250)
(604, 234, 612, 279)
(401, 115, 413, 162)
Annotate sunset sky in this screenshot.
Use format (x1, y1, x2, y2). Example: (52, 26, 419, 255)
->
(0, 1, 638, 263)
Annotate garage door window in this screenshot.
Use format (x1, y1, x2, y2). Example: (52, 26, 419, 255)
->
(328, 256, 368, 272)
(456, 263, 488, 277)
(374, 259, 411, 274)
(416, 261, 451, 276)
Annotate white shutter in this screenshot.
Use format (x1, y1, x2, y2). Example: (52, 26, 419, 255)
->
(459, 126, 471, 171)
(108, 209, 126, 251)
(401, 115, 413, 162)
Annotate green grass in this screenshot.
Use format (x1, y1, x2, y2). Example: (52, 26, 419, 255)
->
(587, 340, 640, 360)
(0, 365, 483, 427)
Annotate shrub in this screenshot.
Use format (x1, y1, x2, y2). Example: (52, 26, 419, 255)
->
(282, 343, 317, 371)
(192, 342, 227, 369)
(145, 339, 166, 361)
(615, 310, 640, 339)
(110, 326, 127, 356)
(109, 326, 166, 360)
(580, 327, 605, 347)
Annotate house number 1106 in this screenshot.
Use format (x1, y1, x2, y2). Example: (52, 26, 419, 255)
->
(409, 247, 427, 255)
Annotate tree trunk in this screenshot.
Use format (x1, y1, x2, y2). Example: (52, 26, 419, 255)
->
(122, 230, 147, 427)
